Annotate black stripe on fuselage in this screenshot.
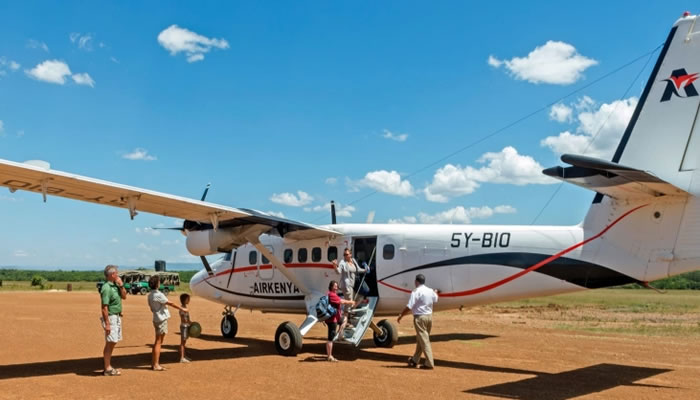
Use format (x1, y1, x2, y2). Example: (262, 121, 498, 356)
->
(378, 252, 642, 289)
(204, 280, 305, 301)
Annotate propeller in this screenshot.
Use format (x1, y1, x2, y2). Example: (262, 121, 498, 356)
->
(366, 210, 375, 224)
(153, 183, 212, 233)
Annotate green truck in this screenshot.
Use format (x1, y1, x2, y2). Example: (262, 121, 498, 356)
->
(97, 270, 180, 296)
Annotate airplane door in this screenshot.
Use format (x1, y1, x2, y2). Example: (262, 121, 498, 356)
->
(352, 237, 378, 297)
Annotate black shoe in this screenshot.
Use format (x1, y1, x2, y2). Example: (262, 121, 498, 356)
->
(407, 358, 417, 367)
(420, 365, 434, 370)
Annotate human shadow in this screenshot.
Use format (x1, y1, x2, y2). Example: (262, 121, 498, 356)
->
(465, 363, 674, 400)
(0, 332, 494, 379)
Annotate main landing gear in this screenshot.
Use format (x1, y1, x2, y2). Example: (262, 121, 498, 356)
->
(220, 305, 239, 339)
(274, 321, 303, 356)
(371, 319, 398, 348)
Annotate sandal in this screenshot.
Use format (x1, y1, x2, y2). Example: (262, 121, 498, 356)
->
(103, 368, 121, 376)
(152, 365, 166, 371)
(327, 356, 339, 362)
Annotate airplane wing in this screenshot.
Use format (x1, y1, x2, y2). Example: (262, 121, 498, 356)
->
(543, 154, 689, 200)
(0, 158, 338, 240)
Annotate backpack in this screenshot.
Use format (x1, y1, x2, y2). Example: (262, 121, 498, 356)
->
(315, 295, 337, 322)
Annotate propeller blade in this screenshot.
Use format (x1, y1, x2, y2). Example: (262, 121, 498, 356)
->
(366, 211, 375, 224)
(330, 200, 337, 224)
(201, 183, 211, 201)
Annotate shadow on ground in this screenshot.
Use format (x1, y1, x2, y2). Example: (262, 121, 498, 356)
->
(0, 333, 675, 399)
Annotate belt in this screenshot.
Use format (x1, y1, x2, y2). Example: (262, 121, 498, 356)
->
(109, 313, 123, 317)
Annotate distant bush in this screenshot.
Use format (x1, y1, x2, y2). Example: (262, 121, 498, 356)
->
(30, 275, 46, 287)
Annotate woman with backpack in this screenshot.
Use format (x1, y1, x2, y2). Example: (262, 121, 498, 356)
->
(326, 280, 354, 362)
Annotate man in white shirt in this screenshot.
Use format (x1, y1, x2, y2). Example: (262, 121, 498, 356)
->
(398, 274, 439, 369)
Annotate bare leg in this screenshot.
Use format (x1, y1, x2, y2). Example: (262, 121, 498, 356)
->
(326, 341, 333, 358)
(103, 342, 116, 371)
(179, 339, 186, 360)
(152, 333, 164, 368)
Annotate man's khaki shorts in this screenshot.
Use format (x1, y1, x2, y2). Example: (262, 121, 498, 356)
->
(101, 314, 122, 343)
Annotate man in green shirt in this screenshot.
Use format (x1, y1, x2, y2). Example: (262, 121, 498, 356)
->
(100, 265, 127, 376)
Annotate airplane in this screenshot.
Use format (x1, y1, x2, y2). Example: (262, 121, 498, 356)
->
(2, 13, 700, 357)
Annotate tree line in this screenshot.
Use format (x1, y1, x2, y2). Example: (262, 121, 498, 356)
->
(0, 269, 199, 284)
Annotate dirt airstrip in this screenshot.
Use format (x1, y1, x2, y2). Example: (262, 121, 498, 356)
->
(0, 291, 698, 400)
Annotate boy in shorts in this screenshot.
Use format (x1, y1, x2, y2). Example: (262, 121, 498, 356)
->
(179, 293, 192, 363)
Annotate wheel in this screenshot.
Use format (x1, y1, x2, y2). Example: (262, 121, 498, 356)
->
(162, 287, 170, 296)
(221, 315, 238, 338)
(373, 319, 398, 348)
(139, 287, 148, 295)
(274, 321, 302, 356)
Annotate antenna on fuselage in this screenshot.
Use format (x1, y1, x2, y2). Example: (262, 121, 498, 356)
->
(201, 183, 211, 201)
(330, 200, 337, 224)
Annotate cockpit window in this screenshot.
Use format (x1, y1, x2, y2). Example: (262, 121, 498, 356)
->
(224, 251, 233, 261)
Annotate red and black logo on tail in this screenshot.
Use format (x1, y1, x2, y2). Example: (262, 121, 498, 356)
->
(661, 68, 699, 102)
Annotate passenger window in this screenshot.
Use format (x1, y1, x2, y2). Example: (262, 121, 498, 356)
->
(249, 251, 257, 265)
(312, 247, 322, 262)
(383, 244, 395, 260)
(284, 249, 293, 263)
(298, 248, 308, 263)
(327, 246, 338, 261)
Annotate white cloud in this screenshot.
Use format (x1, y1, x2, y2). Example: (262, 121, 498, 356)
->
(157, 25, 229, 63)
(0, 57, 20, 73)
(488, 40, 598, 85)
(270, 190, 313, 207)
(382, 129, 408, 142)
(541, 97, 638, 159)
(135, 227, 160, 236)
(304, 202, 355, 218)
(69, 32, 93, 51)
(123, 148, 157, 161)
(27, 39, 49, 52)
(549, 103, 573, 123)
(0, 195, 20, 202)
(110, 238, 119, 243)
(424, 147, 555, 202)
(390, 205, 517, 224)
(0, 120, 3, 134)
(110, 56, 119, 64)
(487, 55, 503, 68)
(14, 249, 29, 257)
(265, 210, 286, 218)
(137, 242, 158, 251)
(25, 60, 94, 87)
(161, 239, 182, 246)
(71, 72, 95, 87)
(26, 60, 71, 84)
(325, 177, 337, 185)
(356, 170, 414, 197)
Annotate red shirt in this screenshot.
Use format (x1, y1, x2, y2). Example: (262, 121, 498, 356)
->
(327, 291, 342, 323)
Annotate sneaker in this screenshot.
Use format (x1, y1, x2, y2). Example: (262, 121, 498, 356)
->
(180, 358, 191, 363)
(103, 368, 121, 376)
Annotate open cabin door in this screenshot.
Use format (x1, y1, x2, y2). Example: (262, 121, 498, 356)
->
(337, 237, 379, 346)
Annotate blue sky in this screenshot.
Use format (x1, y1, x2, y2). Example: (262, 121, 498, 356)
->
(0, 2, 695, 268)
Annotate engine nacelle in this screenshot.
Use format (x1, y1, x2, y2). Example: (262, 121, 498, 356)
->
(186, 228, 241, 256)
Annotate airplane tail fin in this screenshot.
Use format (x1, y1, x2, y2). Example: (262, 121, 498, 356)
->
(547, 14, 700, 283)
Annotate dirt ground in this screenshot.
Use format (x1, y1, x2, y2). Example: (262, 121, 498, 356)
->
(0, 292, 698, 400)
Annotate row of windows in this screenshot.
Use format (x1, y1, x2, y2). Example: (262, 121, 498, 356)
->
(245, 244, 396, 265)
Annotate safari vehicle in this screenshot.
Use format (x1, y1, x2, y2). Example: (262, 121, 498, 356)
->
(96, 270, 180, 296)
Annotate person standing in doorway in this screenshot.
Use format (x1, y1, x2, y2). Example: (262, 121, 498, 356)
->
(398, 274, 439, 369)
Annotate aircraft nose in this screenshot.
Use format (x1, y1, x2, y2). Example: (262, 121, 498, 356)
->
(189, 269, 209, 296)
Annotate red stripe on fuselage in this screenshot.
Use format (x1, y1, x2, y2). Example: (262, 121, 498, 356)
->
(379, 204, 648, 298)
(205, 263, 336, 281)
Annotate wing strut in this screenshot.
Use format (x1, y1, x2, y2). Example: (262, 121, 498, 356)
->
(245, 234, 311, 295)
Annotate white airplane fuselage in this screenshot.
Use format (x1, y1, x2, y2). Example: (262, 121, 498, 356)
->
(191, 222, 592, 315)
